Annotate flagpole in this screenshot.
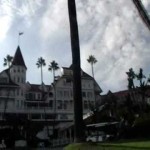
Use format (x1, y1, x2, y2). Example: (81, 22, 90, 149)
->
(18, 33, 20, 45)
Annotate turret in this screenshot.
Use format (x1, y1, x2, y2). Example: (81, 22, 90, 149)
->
(10, 46, 27, 84)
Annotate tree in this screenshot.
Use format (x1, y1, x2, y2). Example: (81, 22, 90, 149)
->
(48, 60, 59, 138)
(132, 0, 150, 31)
(48, 60, 59, 81)
(126, 68, 150, 111)
(126, 68, 136, 89)
(87, 55, 97, 106)
(136, 68, 146, 87)
(3, 55, 13, 68)
(68, 0, 85, 142)
(136, 68, 148, 108)
(87, 55, 97, 79)
(36, 57, 46, 84)
(3, 55, 13, 119)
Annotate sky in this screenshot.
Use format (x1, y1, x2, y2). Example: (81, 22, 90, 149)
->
(0, 0, 150, 94)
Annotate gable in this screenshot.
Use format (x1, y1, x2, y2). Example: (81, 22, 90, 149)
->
(0, 70, 9, 83)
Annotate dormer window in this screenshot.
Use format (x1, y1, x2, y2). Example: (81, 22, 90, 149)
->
(22, 78, 24, 83)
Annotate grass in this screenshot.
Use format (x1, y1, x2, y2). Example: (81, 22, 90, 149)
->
(64, 140, 150, 150)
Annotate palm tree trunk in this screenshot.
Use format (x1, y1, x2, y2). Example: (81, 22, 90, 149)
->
(53, 69, 56, 138)
(41, 66, 43, 84)
(91, 64, 94, 79)
(68, 0, 85, 142)
(132, 0, 150, 31)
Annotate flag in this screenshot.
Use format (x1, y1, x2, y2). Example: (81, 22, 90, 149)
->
(19, 32, 24, 36)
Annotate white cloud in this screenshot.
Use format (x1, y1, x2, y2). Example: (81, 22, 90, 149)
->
(0, 0, 13, 41)
(40, 0, 69, 39)
(1, 0, 150, 94)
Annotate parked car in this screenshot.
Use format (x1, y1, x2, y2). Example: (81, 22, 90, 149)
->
(86, 135, 103, 142)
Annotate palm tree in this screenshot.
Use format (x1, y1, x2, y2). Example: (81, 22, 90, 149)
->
(126, 68, 136, 89)
(87, 55, 97, 79)
(3, 55, 13, 119)
(36, 57, 46, 84)
(136, 68, 146, 87)
(132, 0, 150, 31)
(3, 55, 13, 68)
(87, 55, 98, 138)
(68, 0, 85, 142)
(136, 68, 147, 109)
(87, 55, 97, 106)
(48, 60, 59, 81)
(48, 60, 59, 138)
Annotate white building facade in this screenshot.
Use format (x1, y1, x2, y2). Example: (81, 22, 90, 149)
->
(0, 46, 102, 128)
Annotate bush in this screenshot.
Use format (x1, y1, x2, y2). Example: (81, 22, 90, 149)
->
(122, 113, 150, 139)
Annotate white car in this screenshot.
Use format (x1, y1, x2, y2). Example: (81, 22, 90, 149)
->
(86, 135, 103, 142)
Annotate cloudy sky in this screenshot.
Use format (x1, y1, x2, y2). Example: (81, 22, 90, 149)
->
(0, 0, 150, 94)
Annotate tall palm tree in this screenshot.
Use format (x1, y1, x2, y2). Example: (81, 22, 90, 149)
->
(68, 0, 85, 142)
(48, 60, 59, 81)
(3, 55, 13, 68)
(87, 55, 98, 138)
(3, 55, 13, 118)
(126, 68, 136, 89)
(36, 57, 46, 84)
(48, 60, 59, 138)
(136, 68, 146, 86)
(136, 68, 147, 108)
(87, 55, 97, 79)
(132, 0, 150, 31)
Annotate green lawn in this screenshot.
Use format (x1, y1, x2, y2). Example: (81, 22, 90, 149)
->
(64, 141, 150, 150)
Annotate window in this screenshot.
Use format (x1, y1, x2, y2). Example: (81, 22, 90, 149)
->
(57, 100, 63, 109)
(87, 92, 93, 98)
(82, 83, 85, 88)
(18, 68, 20, 72)
(31, 114, 41, 119)
(14, 69, 16, 73)
(22, 69, 24, 73)
(64, 78, 72, 86)
(82, 92, 86, 98)
(21, 100, 24, 107)
(49, 100, 53, 108)
(45, 114, 55, 119)
(57, 90, 63, 98)
(60, 114, 68, 120)
(64, 101, 68, 109)
(38, 93, 41, 100)
(22, 78, 24, 83)
(88, 83, 91, 87)
(13, 89, 15, 96)
(17, 89, 19, 96)
(70, 90, 73, 97)
(26, 93, 36, 100)
(17, 77, 20, 83)
(70, 100, 73, 107)
(64, 91, 69, 98)
(21, 90, 23, 96)
(84, 101, 88, 109)
(16, 100, 19, 108)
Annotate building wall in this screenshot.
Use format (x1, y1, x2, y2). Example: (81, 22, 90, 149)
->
(0, 65, 101, 122)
